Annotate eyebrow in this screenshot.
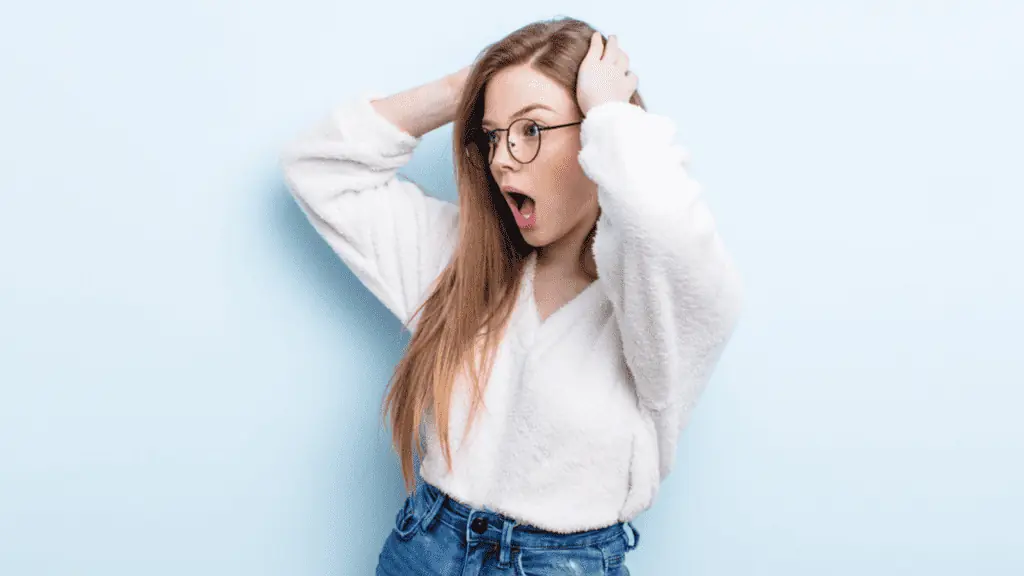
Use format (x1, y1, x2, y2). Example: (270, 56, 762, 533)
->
(481, 103, 556, 128)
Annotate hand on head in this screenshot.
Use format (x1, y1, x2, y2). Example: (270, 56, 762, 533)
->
(576, 32, 639, 116)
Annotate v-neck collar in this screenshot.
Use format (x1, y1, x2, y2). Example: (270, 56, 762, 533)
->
(521, 251, 602, 333)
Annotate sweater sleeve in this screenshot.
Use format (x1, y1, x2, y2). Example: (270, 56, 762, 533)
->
(280, 92, 460, 329)
(578, 101, 743, 481)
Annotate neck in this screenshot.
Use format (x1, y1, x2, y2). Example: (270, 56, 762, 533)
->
(535, 208, 599, 279)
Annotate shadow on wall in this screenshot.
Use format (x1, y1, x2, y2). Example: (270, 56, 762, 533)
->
(259, 129, 457, 567)
(266, 177, 415, 568)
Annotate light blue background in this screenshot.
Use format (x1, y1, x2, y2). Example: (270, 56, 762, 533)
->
(2, 1, 1021, 574)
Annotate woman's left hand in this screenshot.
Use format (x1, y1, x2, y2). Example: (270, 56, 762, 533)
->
(576, 32, 639, 116)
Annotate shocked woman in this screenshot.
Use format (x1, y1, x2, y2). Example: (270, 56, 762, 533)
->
(281, 16, 743, 576)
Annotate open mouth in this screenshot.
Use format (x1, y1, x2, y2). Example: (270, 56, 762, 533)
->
(507, 191, 533, 212)
(504, 189, 536, 228)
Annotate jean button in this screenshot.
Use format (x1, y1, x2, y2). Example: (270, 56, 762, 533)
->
(470, 517, 488, 534)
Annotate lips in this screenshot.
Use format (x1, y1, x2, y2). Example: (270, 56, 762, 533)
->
(501, 186, 536, 229)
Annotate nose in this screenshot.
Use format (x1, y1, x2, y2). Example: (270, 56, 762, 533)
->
(490, 133, 519, 170)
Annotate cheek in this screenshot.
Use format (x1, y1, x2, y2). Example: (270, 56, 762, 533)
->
(543, 151, 595, 217)
(543, 144, 591, 197)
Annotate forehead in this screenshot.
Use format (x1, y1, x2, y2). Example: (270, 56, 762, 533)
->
(482, 64, 574, 125)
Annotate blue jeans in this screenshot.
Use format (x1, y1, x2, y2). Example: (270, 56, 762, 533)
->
(376, 480, 640, 575)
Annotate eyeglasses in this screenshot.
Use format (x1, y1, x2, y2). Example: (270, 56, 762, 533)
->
(466, 118, 583, 168)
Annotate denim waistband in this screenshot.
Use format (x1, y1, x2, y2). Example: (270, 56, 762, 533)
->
(415, 480, 641, 552)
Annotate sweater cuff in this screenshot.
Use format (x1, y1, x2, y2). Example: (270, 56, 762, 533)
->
(578, 101, 694, 224)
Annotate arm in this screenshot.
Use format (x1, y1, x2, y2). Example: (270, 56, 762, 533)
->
(579, 101, 744, 480)
(279, 73, 465, 328)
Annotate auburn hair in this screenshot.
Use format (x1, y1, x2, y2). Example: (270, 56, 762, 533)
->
(381, 16, 647, 493)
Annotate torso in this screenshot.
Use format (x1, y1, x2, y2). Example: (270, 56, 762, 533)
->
(420, 251, 654, 533)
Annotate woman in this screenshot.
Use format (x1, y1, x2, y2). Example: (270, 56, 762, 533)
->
(281, 16, 742, 576)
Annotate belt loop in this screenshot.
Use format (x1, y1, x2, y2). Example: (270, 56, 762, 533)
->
(418, 483, 446, 532)
(624, 521, 641, 552)
(498, 517, 517, 567)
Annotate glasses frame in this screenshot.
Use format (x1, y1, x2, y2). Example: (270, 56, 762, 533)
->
(469, 117, 583, 167)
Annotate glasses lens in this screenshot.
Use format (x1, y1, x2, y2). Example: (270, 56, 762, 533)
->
(482, 120, 541, 165)
(508, 118, 540, 163)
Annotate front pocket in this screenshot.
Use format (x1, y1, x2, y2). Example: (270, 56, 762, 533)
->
(393, 493, 419, 541)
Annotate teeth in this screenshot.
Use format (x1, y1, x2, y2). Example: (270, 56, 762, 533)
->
(505, 190, 535, 220)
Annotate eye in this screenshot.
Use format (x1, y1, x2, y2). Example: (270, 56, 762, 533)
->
(515, 121, 540, 138)
(485, 129, 499, 144)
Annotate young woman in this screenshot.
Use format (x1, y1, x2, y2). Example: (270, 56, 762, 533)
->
(281, 16, 742, 576)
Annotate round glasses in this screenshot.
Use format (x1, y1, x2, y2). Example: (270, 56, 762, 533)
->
(466, 118, 583, 168)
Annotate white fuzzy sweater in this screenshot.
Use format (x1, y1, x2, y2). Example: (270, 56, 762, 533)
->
(280, 92, 743, 533)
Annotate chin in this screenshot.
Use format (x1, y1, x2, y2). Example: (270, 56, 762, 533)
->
(517, 227, 549, 247)
(520, 230, 544, 247)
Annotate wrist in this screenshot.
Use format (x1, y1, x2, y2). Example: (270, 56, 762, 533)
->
(444, 67, 470, 106)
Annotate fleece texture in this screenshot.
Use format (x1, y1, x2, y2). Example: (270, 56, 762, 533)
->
(280, 92, 743, 533)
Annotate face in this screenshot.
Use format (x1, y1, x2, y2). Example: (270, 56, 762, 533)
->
(481, 64, 598, 250)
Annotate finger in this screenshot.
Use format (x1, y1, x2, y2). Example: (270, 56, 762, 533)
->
(608, 37, 630, 72)
(587, 31, 604, 62)
(604, 34, 619, 61)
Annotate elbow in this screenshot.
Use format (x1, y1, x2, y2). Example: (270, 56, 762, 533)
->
(278, 137, 319, 203)
(673, 241, 744, 347)
(699, 252, 743, 350)
(278, 155, 303, 202)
